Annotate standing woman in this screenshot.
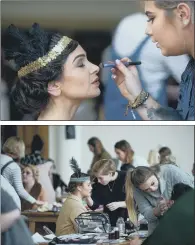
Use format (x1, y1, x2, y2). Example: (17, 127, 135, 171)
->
(0, 137, 43, 206)
(86, 159, 128, 226)
(158, 146, 177, 166)
(114, 140, 148, 172)
(112, 0, 194, 120)
(87, 137, 112, 173)
(125, 165, 194, 235)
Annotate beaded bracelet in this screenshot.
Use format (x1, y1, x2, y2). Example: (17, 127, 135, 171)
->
(124, 90, 149, 116)
(132, 90, 149, 109)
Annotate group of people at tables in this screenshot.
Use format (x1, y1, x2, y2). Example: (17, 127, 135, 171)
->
(56, 157, 194, 239)
(1, 136, 194, 245)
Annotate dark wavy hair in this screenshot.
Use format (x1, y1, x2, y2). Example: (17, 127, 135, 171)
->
(66, 172, 90, 193)
(2, 23, 79, 115)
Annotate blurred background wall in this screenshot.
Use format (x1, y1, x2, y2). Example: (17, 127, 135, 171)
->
(1, 125, 194, 183)
(1, 0, 140, 30)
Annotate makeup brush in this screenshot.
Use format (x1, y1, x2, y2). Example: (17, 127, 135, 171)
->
(99, 61, 141, 68)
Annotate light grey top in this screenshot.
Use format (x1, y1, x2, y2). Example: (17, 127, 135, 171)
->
(0, 154, 36, 204)
(1, 175, 21, 209)
(133, 164, 194, 235)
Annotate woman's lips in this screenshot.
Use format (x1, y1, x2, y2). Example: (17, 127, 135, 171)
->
(92, 77, 100, 86)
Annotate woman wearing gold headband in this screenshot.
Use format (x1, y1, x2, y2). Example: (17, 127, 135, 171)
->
(56, 158, 92, 236)
(2, 23, 100, 120)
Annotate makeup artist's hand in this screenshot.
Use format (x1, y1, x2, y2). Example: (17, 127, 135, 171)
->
(154, 198, 169, 216)
(106, 202, 121, 211)
(111, 57, 142, 102)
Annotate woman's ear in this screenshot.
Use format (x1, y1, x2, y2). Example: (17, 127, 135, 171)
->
(77, 185, 82, 192)
(177, 3, 191, 26)
(48, 81, 61, 97)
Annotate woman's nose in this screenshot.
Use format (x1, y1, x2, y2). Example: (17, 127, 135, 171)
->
(90, 63, 100, 74)
(145, 24, 152, 36)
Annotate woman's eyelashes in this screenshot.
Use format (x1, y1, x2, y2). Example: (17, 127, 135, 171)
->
(77, 58, 86, 68)
(147, 17, 155, 23)
(78, 63, 85, 68)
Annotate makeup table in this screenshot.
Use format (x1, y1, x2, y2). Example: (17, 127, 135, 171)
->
(22, 210, 59, 234)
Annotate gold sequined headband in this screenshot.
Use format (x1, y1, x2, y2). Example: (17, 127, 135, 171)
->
(18, 36, 72, 78)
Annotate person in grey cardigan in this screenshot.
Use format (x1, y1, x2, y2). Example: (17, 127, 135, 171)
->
(125, 164, 194, 235)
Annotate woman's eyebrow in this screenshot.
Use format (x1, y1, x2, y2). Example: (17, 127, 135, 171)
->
(73, 54, 86, 63)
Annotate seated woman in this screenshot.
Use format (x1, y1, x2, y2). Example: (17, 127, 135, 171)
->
(2, 23, 100, 120)
(21, 165, 47, 211)
(125, 165, 194, 236)
(86, 159, 128, 227)
(114, 140, 148, 172)
(56, 158, 92, 236)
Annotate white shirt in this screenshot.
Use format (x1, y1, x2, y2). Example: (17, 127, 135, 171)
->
(133, 155, 149, 167)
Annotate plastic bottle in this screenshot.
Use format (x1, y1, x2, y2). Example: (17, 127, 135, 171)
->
(114, 227, 120, 239)
(116, 217, 125, 235)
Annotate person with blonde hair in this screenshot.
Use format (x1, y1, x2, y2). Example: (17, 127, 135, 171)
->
(2, 136, 25, 163)
(147, 149, 160, 166)
(114, 140, 148, 171)
(21, 165, 47, 211)
(125, 164, 194, 235)
(86, 159, 128, 226)
(112, 0, 194, 120)
(0, 136, 44, 207)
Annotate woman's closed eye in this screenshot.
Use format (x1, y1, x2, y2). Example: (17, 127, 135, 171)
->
(77, 58, 86, 68)
(78, 62, 85, 67)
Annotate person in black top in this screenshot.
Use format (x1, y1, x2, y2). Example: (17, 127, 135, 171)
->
(111, 1, 194, 120)
(86, 159, 128, 226)
(114, 140, 148, 171)
(114, 140, 135, 172)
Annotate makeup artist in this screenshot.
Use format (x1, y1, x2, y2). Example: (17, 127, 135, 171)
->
(85, 159, 128, 226)
(111, 0, 194, 121)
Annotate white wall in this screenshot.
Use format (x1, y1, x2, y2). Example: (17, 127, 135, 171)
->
(49, 126, 194, 183)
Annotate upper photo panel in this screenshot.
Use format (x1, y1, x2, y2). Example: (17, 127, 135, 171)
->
(1, 0, 194, 121)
